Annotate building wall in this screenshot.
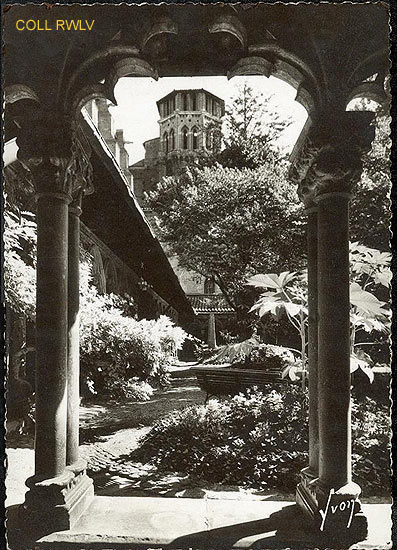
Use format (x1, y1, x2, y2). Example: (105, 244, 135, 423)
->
(84, 99, 132, 187)
(131, 89, 223, 204)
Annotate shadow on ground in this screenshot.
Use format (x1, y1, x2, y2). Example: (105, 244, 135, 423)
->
(79, 374, 205, 443)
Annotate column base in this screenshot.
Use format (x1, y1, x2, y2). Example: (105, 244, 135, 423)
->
(20, 459, 94, 538)
(297, 471, 368, 544)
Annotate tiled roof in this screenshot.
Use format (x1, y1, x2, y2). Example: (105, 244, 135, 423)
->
(188, 294, 235, 314)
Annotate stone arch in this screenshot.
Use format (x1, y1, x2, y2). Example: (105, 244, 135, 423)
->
(169, 128, 175, 150)
(181, 126, 189, 149)
(163, 131, 169, 153)
(4, 84, 40, 106)
(192, 126, 199, 150)
(89, 245, 106, 294)
(103, 257, 119, 294)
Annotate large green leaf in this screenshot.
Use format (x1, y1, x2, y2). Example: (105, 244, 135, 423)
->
(350, 282, 388, 318)
(246, 271, 296, 290)
(249, 290, 304, 319)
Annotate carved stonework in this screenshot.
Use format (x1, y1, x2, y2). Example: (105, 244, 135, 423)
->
(16, 114, 94, 201)
(290, 111, 375, 205)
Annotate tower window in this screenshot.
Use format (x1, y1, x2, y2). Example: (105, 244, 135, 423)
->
(182, 93, 188, 111)
(163, 131, 169, 153)
(169, 128, 175, 150)
(192, 126, 199, 150)
(192, 93, 197, 111)
(181, 126, 188, 149)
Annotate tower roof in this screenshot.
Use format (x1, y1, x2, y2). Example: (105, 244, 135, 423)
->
(156, 88, 225, 115)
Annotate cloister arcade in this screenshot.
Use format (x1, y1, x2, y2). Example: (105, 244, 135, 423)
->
(3, 2, 390, 546)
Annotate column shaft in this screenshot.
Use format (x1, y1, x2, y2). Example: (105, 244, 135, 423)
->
(307, 209, 319, 475)
(317, 193, 351, 487)
(67, 209, 81, 466)
(35, 193, 69, 478)
(207, 313, 217, 349)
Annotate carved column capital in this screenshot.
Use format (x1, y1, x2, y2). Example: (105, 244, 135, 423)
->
(16, 113, 94, 202)
(290, 111, 375, 206)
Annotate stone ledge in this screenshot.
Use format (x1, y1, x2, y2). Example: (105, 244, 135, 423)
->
(29, 496, 391, 550)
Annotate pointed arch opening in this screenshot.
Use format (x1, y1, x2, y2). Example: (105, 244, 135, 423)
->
(181, 126, 188, 149)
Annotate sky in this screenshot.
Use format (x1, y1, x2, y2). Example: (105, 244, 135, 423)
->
(110, 75, 308, 165)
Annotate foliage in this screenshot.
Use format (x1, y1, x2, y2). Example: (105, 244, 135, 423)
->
(350, 108, 390, 251)
(4, 211, 37, 319)
(205, 337, 299, 378)
(147, 163, 305, 326)
(79, 263, 187, 398)
(247, 244, 390, 383)
(135, 387, 308, 492)
(4, 209, 188, 400)
(107, 379, 154, 401)
(134, 388, 390, 496)
(215, 83, 291, 169)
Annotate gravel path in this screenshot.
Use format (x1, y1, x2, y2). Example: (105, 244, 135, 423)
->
(6, 366, 206, 505)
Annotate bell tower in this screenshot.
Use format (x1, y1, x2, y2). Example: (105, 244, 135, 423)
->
(156, 89, 225, 175)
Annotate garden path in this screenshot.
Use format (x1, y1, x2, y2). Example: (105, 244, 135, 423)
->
(7, 363, 290, 504)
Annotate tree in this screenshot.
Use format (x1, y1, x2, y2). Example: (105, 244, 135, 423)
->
(147, 162, 305, 331)
(214, 83, 291, 169)
(350, 105, 390, 251)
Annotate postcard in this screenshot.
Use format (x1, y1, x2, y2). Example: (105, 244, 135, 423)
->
(3, 2, 392, 549)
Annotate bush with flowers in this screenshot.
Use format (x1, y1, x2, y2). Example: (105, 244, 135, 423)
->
(134, 387, 390, 495)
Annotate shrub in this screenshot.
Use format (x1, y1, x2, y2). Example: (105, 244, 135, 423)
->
(4, 211, 36, 319)
(134, 388, 390, 495)
(4, 211, 188, 401)
(79, 269, 187, 399)
(134, 386, 308, 491)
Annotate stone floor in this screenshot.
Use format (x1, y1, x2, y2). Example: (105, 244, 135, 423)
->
(30, 496, 392, 549)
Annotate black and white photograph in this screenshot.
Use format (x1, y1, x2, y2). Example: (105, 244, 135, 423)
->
(2, 2, 392, 549)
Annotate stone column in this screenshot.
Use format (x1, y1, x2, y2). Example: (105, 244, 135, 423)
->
(67, 193, 82, 466)
(317, 192, 352, 487)
(296, 206, 319, 511)
(290, 111, 375, 540)
(306, 207, 319, 475)
(35, 182, 70, 478)
(207, 313, 217, 349)
(17, 118, 94, 536)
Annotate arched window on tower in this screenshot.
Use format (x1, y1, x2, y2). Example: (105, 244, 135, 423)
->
(163, 131, 169, 153)
(192, 126, 199, 150)
(182, 93, 188, 111)
(169, 128, 175, 150)
(192, 93, 197, 111)
(181, 126, 188, 149)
